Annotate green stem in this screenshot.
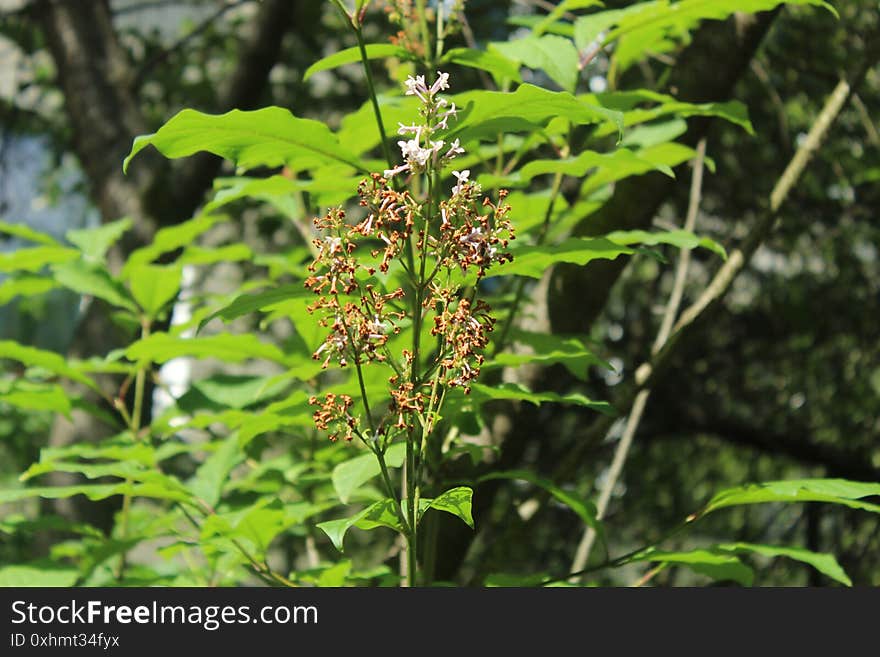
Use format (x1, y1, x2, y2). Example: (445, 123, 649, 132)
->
(332, 0, 395, 171)
(416, 0, 433, 69)
(115, 319, 150, 582)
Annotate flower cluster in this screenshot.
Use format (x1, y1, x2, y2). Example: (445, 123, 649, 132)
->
(384, 72, 462, 180)
(309, 393, 357, 442)
(306, 71, 513, 440)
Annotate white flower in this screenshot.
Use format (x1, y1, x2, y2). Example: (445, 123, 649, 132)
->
(430, 71, 450, 95)
(404, 75, 428, 102)
(452, 169, 470, 194)
(445, 138, 464, 160)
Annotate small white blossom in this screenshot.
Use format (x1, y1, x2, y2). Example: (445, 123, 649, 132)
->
(452, 169, 470, 194)
(430, 71, 450, 95)
(404, 75, 429, 102)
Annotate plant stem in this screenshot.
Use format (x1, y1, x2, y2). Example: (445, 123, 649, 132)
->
(115, 319, 151, 582)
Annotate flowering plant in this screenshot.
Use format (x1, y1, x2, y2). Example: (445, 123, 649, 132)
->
(306, 71, 513, 584)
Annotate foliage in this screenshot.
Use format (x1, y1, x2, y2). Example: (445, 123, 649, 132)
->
(0, 0, 876, 588)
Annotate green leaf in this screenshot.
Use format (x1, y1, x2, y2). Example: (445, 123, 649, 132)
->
(469, 382, 615, 415)
(605, 229, 726, 259)
(66, 217, 132, 262)
(124, 107, 368, 174)
(489, 237, 635, 279)
(440, 47, 523, 85)
(698, 479, 880, 518)
(198, 283, 312, 333)
(0, 564, 78, 587)
(511, 148, 675, 186)
(317, 498, 403, 552)
(304, 43, 409, 81)
(0, 341, 99, 391)
(0, 220, 58, 246)
(188, 434, 243, 508)
(122, 214, 220, 278)
(332, 443, 407, 504)
(491, 35, 580, 93)
(450, 84, 623, 143)
(0, 246, 78, 273)
(603, 1, 836, 75)
(128, 263, 182, 316)
(631, 548, 754, 586)
(532, 0, 604, 37)
(177, 243, 253, 266)
(205, 175, 362, 215)
(125, 332, 288, 365)
(185, 374, 288, 411)
(0, 382, 71, 417)
(421, 486, 474, 529)
(486, 330, 611, 379)
(716, 543, 851, 587)
(0, 275, 57, 305)
(595, 90, 754, 135)
(0, 482, 192, 504)
(480, 469, 602, 535)
(51, 259, 138, 312)
(317, 560, 352, 587)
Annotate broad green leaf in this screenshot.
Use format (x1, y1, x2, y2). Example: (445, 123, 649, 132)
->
(185, 374, 288, 410)
(0, 220, 58, 246)
(480, 469, 602, 535)
(317, 498, 403, 552)
(697, 479, 880, 518)
(716, 542, 851, 587)
(489, 237, 635, 279)
(421, 486, 474, 528)
(469, 382, 615, 415)
(128, 263, 181, 316)
(574, 4, 642, 51)
(304, 43, 409, 81)
(0, 482, 192, 504)
(177, 243, 253, 266)
(531, 0, 604, 37)
(51, 259, 138, 312)
(124, 107, 368, 174)
(440, 47, 523, 85)
(0, 564, 78, 587)
(621, 119, 687, 149)
(188, 434, 242, 508)
(0, 275, 57, 305)
(332, 442, 407, 504)
(122, 214, 220, 278)
(450, 84, 624, 143)
(125, 333, 288, 365)
(631, 548, 754, 586)
(0, 341, 99, 391)
(205, 175, 362, 215)
(515, 148, 675, 185)
(317, 560, 352, 587)
(491, 35, 580, 93)
(605, 229, 726, 259)
(66, 217, 132, 262)
(486, 330, 611, 379)
(198, 283, 312, 333)
(604, 1, 836, 74)
(0, 382, 71, 417)
(594, 90, 754, 135)
(0, 246, 78, 273)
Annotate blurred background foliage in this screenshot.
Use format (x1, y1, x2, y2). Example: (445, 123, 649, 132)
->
(0, 0, 877, 585)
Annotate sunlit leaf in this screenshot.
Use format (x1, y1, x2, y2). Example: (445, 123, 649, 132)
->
(124, 108, 368, 174)
(304, 43, 409, 81)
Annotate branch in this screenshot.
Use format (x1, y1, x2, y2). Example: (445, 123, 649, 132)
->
(553, 26, 880, 497)
(569, 139, 707, 577)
